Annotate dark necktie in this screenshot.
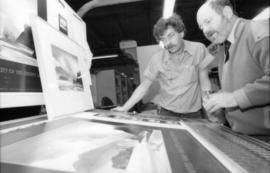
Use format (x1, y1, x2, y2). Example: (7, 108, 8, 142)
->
(224, 40, 231, 63)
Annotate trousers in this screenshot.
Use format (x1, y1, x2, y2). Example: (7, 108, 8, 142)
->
(157, 107, 203, 119)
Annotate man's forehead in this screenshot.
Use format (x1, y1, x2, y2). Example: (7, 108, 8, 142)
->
(198, 4, 213, 20)
(199, 3, 211, 15)
(162, 26, 176, 36)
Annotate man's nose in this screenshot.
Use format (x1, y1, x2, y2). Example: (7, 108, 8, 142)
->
(205, 31, 213, 39)
(163, 38, 170, 47)
(202, 25, 210, 35)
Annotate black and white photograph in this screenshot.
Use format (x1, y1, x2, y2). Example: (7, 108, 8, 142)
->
(1, 121, 171, 173)
(51, 44, 84, 91)
(0, 0, 36, 58)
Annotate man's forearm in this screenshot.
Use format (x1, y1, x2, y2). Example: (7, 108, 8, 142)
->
(233, 75, 270, 109)
(121, 80, 152, 111)
(121, 87, 147, 111)
(200, 70, 212, 92)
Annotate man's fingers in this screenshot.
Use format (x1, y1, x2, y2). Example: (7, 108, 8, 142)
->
(208, 104, 220, 113)
(204, 101, 213, 111)
(204, 100, 221, 113)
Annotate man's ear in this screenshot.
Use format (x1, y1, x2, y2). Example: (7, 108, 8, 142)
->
(222, 6, 233, 19)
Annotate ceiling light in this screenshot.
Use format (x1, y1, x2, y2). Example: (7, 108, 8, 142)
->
(92, 54, 118, 60)
(163, 0, 176, 18)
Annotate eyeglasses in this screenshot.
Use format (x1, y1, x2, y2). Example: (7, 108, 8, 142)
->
(160, 31, 178, 43)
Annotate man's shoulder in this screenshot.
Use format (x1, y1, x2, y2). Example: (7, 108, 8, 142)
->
(250, 19, 269, 42)
(185, 40, 204, 46)
(151, 49, 164, 59)
(146, 49, 164, 66)
(243, 19, 269, 42)
(185, 40, 206, 50)
(184, 40, 206, 54)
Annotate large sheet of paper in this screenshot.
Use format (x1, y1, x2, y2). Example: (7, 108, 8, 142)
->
(72, 110, 184, 129)
(31, 16, 94, 119)
(1, 121, 171, 173)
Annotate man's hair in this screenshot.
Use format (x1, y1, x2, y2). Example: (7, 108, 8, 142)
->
(207, 0, 234, 15)
(153, 14, 185, 42)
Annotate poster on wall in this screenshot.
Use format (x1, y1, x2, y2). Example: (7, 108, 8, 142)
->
(0, 0, 44, 108)
(0, 0, 40, 92)
(31, 16, 94, 119)
(0, 59, 42, 92)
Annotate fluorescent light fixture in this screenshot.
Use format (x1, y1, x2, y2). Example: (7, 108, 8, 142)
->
(253, 7, 270, 20)
(92, 54, 118, 60)
(163, 0, 176, 18)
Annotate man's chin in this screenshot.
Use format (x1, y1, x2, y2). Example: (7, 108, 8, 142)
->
(168, 50, 178, 54)
(168, 47, 181, 54)
(168, 49, 175, 53)
(213, 37, 225, 44)
(209, 39, 222, 44)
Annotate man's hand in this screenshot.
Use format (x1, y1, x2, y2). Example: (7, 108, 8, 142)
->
(111, 106, 127, 112)
(203, 92, 238, 113)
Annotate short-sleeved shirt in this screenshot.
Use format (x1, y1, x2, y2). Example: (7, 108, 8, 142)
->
(143, 40, 213, 113)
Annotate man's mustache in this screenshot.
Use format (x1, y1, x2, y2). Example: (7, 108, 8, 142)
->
(165, 44, 175, 50)
(205, 31, 215, 38)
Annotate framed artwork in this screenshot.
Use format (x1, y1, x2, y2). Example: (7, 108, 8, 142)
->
(31, 16, 93, 120)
